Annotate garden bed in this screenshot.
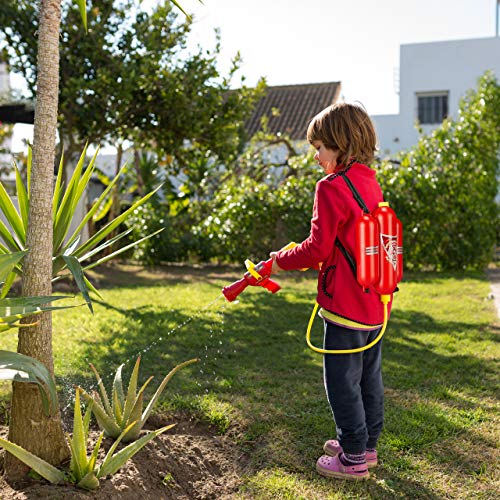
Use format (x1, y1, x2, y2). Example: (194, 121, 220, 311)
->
(0, 412, 247, 499)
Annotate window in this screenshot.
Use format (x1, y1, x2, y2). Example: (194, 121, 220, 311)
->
(417, 92, 448, 124)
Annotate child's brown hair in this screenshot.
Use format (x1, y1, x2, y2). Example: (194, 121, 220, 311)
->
(307, 102, 378, 166)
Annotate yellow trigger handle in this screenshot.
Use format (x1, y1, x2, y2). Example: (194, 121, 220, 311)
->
(245, 259, 262, 280)
(279, 242, 298, 251)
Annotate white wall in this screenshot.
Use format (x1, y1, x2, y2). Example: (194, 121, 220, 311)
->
(0, 61, 12, 159)
(373, 36, 500, 158)
(0, 61, 9, 95)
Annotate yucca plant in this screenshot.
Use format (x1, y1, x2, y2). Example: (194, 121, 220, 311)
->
(0, 145, 163, 312)
(0, 251, 77, 415)
(0, 387, 174, 490)
(79, 356, 198, 442)
(0, 251, 75, 332)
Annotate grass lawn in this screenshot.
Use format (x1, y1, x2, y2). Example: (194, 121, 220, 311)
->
(0, 263, 498, 499)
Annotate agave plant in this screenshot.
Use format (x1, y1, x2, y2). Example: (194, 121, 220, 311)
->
(79, 356, 198, 442)
(0, 387, 174, 490)
(0, 251, 78, 415)
(0, 144, 163, 311)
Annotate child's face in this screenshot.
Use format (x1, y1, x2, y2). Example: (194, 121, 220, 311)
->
(312, 141, 340, 175)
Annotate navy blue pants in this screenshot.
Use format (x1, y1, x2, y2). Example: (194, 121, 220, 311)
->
(323, 321, 384, 454)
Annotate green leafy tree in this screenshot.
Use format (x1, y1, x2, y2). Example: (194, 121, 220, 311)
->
(376, 72, 500, 270)
(0, 0, 263, 169)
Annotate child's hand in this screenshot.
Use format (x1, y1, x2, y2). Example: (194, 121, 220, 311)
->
(270, 252, 283, 272)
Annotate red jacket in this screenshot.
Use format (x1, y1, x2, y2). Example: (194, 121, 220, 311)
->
(275, 162, 390, 327)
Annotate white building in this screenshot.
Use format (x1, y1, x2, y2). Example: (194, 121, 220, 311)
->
(373, 36, 500, 158)
(0, 60, 12, 156)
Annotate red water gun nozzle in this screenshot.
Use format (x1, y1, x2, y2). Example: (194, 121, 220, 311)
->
(222, 278, 249, 302)
(221, 257, 280, 302)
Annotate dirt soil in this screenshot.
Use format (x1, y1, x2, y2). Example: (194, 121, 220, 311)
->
(0, 413, 249, 499)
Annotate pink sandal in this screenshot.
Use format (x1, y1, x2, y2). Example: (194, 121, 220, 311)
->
(316, 454, 369, 480)
(324, 440, 378, 468)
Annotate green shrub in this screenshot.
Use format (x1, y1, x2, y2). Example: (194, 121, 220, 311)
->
(191, 147, 318, 262)
(127, 72, 500, 269)
(377, 71, 500, 270)
(125, 200, 192, 265)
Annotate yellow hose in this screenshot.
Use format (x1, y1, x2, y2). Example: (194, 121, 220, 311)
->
(306, 295, 390, 354)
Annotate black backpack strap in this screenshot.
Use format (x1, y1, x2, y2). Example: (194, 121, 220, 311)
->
(334, 171, 366, 287)
(340, 172, 370, 214)
(335, 238, 356, 276)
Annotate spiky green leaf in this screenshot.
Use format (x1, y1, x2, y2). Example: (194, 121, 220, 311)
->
(142, 358, 199, 424)
(0, 350, 58, 415)
(0, 219, 22, 252)
(78, 228, 133, 263)
(79, 387, 121, 437)
(88, 431, 104, 473)
(83, 400, 93, 443)
(122, 357, 141, 425)
(68, 437, 84, 483)
(74, 184, 162, 258)
(81, 228, 164, 272)
(71, 389, 88, 480)
(112, 383, 123, 426)
(83, 276, 104, 301)
(62, 255, 93, 313)
(113, 364, 125, 410)
(76, 471, 99, 490)
(52, 153, 64, 220)
(89, 364, 113, 416)
(13, 163, 29, 232)
(0, 181, 25, 246)
(0, 437, 66, 484)
(1, 270, 16, 299)
(122, 376, 154, 442)
(74, 0, 88, 31)
(53, 146, 90, 252)
(62, 163, 127, 252)
(97, 424, 175, 478)
(0, 251, 26, 283)
(26, 144, 32, 194)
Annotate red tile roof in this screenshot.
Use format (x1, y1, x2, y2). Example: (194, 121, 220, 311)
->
(245, 81, 342, 141)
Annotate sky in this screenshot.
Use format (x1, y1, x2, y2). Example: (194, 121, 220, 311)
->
(10, 0, 500, 150)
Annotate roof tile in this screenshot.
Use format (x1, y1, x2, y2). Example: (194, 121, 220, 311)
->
(245, 81, 341, 140)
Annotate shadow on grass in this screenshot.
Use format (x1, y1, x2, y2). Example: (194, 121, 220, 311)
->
(88, 263, 318, 291)
(89, 263, 490, 289)
(67, 282, 497, 497)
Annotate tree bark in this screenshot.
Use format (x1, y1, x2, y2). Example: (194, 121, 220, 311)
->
(5, 0, 70, 480)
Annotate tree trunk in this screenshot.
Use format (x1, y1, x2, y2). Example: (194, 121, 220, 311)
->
(5, 0, 69, 480)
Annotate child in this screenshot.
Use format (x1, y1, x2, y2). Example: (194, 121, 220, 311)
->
(271, 102, 387, 481)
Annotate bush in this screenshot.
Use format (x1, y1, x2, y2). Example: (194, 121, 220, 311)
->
(124, 200, 192, 265)
(377, 71, 500, 270)
(191, 144, 318, 262)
